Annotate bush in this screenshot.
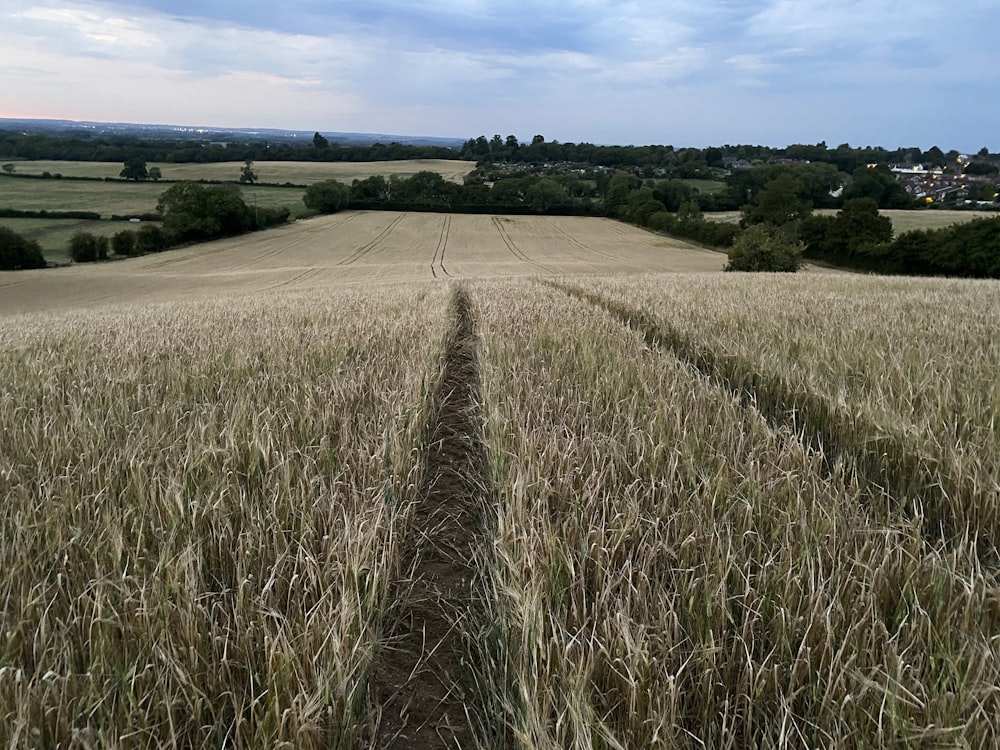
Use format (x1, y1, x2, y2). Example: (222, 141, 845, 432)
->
(0, 226, 47, 270)
(303, 180, 351, 213)
(68, 232, 110, 263)
(111, 230, 140, 257)
(725, 225, 804, 272)
(135, 224, 171, 254)
(255, 206, 291, 229)
(157, 182, 252, 242)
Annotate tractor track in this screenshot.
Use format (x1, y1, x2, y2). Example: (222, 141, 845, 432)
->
(337, 214, 405, 266)
(372, 286, 501, 748)
(549, 280, 997, 562)
(491, 216, 556, 274)
(430, 216, 452, 279)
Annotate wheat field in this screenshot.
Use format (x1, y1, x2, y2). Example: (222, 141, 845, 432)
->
(2, 214, 998, 748)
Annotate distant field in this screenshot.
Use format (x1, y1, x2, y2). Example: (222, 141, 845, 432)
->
(0, 211, 725, 315)
(0, 217, 130, 264)
(1, 159, 473, 185)
(681, 178, 725, 193)
(707, 208, 997, 232)
(0, 176, 305, 218)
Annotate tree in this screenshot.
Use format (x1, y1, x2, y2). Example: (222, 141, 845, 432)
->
(741, 173, 811, 227)
(351, 175, 390, 203)
(239, 159, 258, 184)
(68, 232, 109, 263)
(313, 132, 329, 149)
(525, 178, 570, 211)
(120, 157, 149, 181)
(135, 224, 170, 253)
(147, 166, 162, 181)
(844, 166, 912, 208)
(303, 180, 351, 213)
(1, 163, 14, 174)
(0, 226, 46, 270)
(726, 225, 804, 272)
(157, 182, 252, 241)
(111, 230, 139, 257)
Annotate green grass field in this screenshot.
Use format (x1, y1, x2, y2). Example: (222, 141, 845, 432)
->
(707, 208, 997, 232)
(1, 159, 473, 185)
(0, 175, 305, 217)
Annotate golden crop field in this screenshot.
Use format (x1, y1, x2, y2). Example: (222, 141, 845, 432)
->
(1, 159, 472, 185)
(708, 208, 997, 232)
(2, 214, 998, 748)
(0, 212, 725, 316)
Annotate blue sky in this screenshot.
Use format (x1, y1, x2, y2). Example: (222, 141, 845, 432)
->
(1, 0, 997, 149)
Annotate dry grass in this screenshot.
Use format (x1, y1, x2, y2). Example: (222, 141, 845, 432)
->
(0, 285, 450, 748)
(1, 160, 473, 185)
(474, 279, 1000, 748)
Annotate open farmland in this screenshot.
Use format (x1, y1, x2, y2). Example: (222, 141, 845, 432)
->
(708, 208, 997, 232)
(1, 159, 472, 185)
(0, 176, 305, 218)
(2, 215, 999, 748)
(0, 212, 725, 316)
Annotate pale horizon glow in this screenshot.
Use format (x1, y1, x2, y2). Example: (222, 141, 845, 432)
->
(1, 0, 997, 150)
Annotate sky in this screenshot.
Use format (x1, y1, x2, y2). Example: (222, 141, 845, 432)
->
(1, 0, 997, 150)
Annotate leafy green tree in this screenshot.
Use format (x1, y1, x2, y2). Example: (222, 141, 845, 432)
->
(147, 166, 162, 181)
(391, 171, 458, 205)
(845, 166, 912, 208)
(622, 186, 666, 225)
(313, 132, 329, 149)
(111, 230, 140, 257)
(741, 173, 811, 227)
(0, 226, 46, 270)
(120, 157, 149, 181)
(604, 172, 640, 218)
(1, 163, 14, 174)
(157, 182, 251, 241)
(68, 232, 110, 263)
(525, 178, 570, 210)
(239, 159, 258, 184)
(726, 225, 804, 272)
(303, 180, 351, 213)
(135, 224, 170, 253)
(350, 175, 390, 203)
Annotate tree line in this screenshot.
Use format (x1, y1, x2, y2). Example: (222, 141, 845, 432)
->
(461, 135, 997, 175)
(0, 130, 460, 165)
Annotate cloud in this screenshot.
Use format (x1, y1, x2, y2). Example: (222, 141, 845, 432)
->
(0, 0, 997, 148)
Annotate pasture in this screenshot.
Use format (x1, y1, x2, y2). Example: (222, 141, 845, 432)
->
(708, 207, 997, 232)
(1, 159, 472, 185)
(2, 214, 998, 748)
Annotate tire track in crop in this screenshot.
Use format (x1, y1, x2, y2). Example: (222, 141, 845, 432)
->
(544, 217, 619, 262)
(337, 213, 405, 266)
(372, 286, 502, 748)
(492, 216, 556, 274)
(550, 281, 992, 556)
(430, 215, 452, 278)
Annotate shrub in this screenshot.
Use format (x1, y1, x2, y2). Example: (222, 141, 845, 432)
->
(68, 232, 110, 263)
(725, 225, 804, 272)
(0, 226, 47, 270)
(135, 224, 171, 254)
(111, 230, 140, 257)
(303, 180, 351, 213)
